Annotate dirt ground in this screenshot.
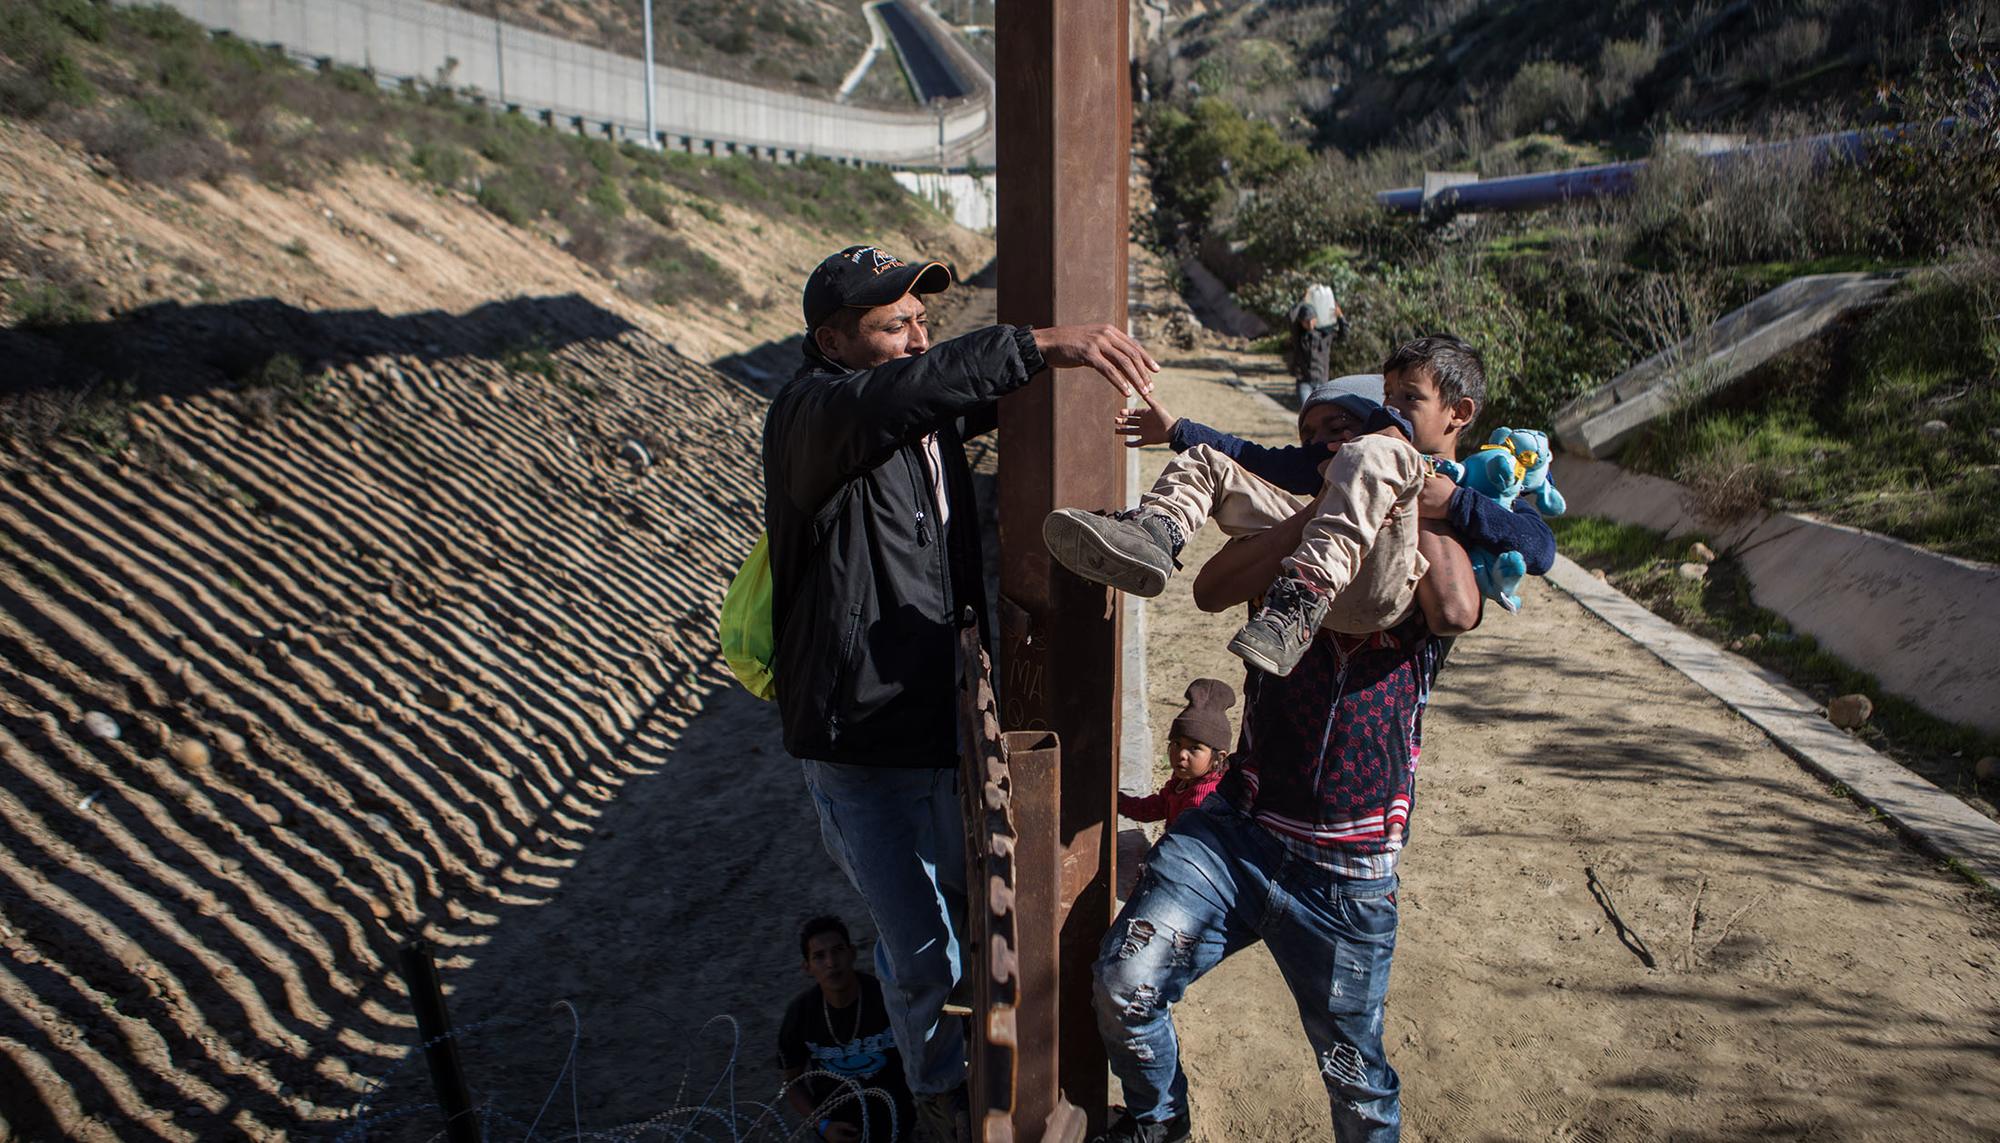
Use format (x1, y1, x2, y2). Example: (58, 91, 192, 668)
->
(0, 123, 984, 1141)
(359, 344, 2000, 1141)
(1137, 354, 2000, 1142)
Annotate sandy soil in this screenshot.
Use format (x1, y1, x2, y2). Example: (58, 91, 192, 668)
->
(0, 120, 988, 1141)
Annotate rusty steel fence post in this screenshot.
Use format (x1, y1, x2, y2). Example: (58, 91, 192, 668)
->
(959, 628, 1021, 1142)
(994, 0, 1132, 1135)
(960, 628, 1090, 1143)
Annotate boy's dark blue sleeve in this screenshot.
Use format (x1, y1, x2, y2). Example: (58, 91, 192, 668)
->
(1447, 490, 1557, 575)
(1168, 419, 1324, 496)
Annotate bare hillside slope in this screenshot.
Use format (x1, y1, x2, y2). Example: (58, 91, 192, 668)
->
(0, 108, 990, 1138)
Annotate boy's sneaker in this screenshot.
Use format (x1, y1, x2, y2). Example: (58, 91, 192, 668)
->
(1042, 508, 1184, 598)
(1095, 1108, 1192, 1142)
(1227, 572, 1331, 677)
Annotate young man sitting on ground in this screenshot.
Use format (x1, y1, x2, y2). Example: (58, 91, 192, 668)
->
(779, 915, 915, 1142)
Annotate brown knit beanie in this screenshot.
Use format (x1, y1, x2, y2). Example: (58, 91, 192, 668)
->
(1168, 678, 1236, 754)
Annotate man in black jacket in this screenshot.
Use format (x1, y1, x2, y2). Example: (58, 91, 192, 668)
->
(763, 244, 1158, 1138)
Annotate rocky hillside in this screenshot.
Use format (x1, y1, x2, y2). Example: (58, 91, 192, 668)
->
(1151, 0, 1978, 156)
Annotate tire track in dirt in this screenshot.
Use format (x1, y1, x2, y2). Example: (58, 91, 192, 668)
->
(0, 308, 768, 1139)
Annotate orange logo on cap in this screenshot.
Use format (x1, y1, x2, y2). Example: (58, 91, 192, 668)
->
(846, 246, 905, 275)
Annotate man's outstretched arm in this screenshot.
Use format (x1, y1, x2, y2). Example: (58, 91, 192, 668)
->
(780, 323, 1157, 510)
(1118, 391, 1325, 495)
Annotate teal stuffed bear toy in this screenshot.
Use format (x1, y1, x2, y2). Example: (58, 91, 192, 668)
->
(1495, 427, 1566, 518)
(1433, 426, 1564, 612)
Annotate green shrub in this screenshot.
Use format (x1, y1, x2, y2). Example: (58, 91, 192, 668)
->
(560, 208, 618, 269)
(45, 0, 107, 41)
(1866, 36, 2000, 256)
(686, 196, 723, 224)
(1618, 143, 1890, 270)
(477, 167, 562, 225)
(499, 335, 561, 382)
(43, 48, 94, 104)
(245, 353, 321, 406)
(476, 178, 532, 225)
(1145, 97, 1308, 243)
(321, 62, 377, 94)
(1187, 38, 1296, 98)
(6, 278, 96, 327)
(412, 140, 470, 188)
(153, 44, 208, 93)
(584, 176, 626, 217)
(1497, 61, 1590, 138)
(0, 1, 99, 114)
(639, 233, 727, 306)
(628, 179, 674, 227)
(1595, 31, 1660, 110)
(82, 101, 230, 181)
(211, 31, 283, 74)
(119, 3, 203, 44)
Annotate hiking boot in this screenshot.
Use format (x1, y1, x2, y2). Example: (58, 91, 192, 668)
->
(1095, 1108, 1192, 1143)
(914, 1085, 970, 1143)
(1042, 508, 1184, 598)
(1227, 572, 1331, 677)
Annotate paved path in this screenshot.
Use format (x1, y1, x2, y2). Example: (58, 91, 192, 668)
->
(1125, 351, 2000, 1142)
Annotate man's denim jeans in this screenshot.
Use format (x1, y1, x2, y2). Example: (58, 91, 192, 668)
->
(802, 760, 967, 1097)
(1093, 800, 1402, 1141)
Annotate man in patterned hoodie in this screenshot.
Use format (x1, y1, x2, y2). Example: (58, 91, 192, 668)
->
(1091, 336, 1513, 1143)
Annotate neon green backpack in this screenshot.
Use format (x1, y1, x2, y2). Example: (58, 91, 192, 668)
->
(718, 534, 777, 701)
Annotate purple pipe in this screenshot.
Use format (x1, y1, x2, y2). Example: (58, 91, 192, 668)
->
(1376, 126, 1885, 214)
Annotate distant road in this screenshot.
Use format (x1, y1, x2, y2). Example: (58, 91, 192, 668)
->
(877, 1, 968, 102)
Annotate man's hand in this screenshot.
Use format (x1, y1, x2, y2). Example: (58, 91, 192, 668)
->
(823, 1123, 861, 1143)
(1031, 324, 1160, 399)
(1115, 391, 1178, 447)
(1417, 473, 1457, 520)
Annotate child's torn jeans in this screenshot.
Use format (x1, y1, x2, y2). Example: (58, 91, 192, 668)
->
(1093, 799, 1402, 1141)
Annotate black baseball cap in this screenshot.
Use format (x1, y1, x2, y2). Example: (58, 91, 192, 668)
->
(802, 245, 952, 333)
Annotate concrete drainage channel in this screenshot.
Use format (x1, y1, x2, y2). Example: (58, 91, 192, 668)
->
(1545, 556, 2000, 888)
(1554, 455, 2000, 738)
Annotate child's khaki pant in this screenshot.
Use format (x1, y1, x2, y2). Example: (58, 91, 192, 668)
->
(1138, 437, 1427, 634)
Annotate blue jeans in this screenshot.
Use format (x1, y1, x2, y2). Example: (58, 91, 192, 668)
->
(802, 760, 968, 1097)
(1093, 800, 1402, 1141)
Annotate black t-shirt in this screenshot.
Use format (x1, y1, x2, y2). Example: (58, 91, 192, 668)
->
(777, 973, 913, 1141)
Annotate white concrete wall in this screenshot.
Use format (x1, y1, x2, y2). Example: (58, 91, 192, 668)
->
(1554, 454, 2000, 735)
(129, 0, 991, 164)
(893, 171, 996, 231)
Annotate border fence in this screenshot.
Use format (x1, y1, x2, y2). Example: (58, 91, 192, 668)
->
(119, 0, 993, 166)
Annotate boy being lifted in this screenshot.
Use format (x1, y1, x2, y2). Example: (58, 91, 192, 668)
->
(1043, 335, 1556, 676)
